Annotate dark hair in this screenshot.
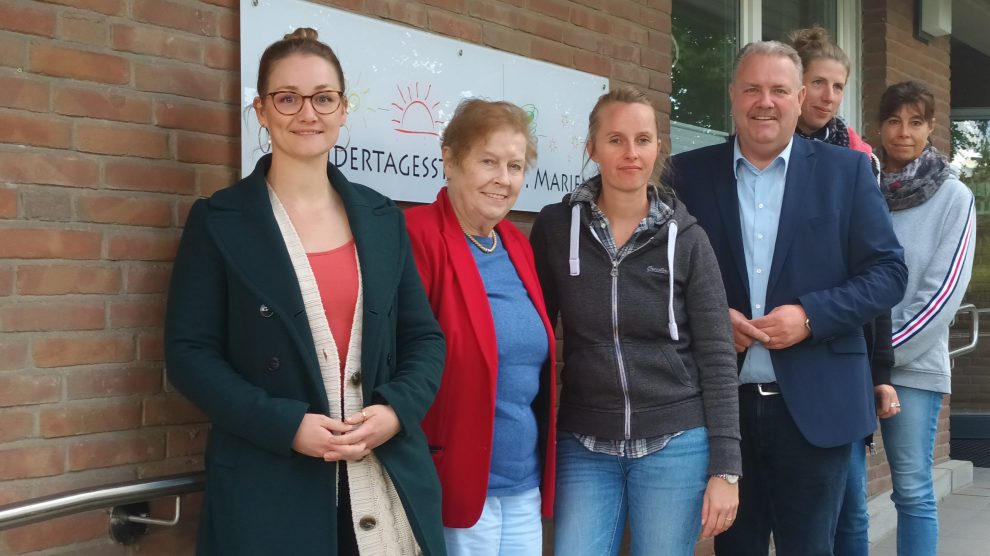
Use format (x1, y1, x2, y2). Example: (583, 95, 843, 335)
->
(584, 85, 664, 180)
(788, 26, 850, 79)
(877, 81, 936, 123)
(441, 99, 537, 169)
(256, 28, 345, 96)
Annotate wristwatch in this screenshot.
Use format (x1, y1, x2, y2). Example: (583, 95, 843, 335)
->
(713, 473, 740, 484)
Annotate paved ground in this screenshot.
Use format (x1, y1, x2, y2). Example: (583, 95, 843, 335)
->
(870, 467, 990, 555)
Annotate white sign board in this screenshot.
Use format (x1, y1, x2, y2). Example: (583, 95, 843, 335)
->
(240, 0, 609, 211)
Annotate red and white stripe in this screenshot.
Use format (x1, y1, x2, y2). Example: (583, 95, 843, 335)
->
(892, 200, 975, 348)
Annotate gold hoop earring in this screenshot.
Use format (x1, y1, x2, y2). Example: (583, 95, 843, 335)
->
(258, 126, 271, 154)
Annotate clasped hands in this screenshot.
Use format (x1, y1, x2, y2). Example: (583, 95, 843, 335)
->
(291, 404, 401, 462)
(729, 305, 809, 353)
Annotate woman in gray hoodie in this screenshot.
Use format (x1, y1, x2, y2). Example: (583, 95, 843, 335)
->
(530, 85, 741, 555)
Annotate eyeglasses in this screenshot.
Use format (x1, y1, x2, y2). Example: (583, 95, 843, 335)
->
(267, 90, 344, 116)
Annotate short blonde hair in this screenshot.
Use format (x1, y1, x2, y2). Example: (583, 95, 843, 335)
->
(441, 99, 537, 169)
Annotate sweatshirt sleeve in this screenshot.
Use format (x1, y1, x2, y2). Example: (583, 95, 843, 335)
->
(530, 207, 560, 330)
(892, 188, 976, 367)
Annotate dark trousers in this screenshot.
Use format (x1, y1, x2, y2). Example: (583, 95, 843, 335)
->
(714, 388, 852, 556)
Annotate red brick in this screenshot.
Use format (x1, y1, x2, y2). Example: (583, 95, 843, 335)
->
(75, 122, 170, 159)
(427, 10, 482, 43)
(134, 62, 224, 102)
(65, 365, 162, 399)
(0, 301, 105, 332)
(611, 19, 649, 45)
(529, 0, 570, 21)
(0, 444, 65, 480)
(517, 11, 566, 42)
(104, 160, 196, 194)
(21, 189, 72, 221)
(110, 23, 202, 64)
(0, 151, 99, 188)
(0, 2, 57, 37)
(16, 265, 121, 295)
(109, 298, 166, 328)
(38, 0, 126, 16)
(132, 0, 217, 36)
(59, 12, 107, 45)
(176, 133, 239, 166)
(2, 511, 107, 554)
(602, 40, 640, 64)
(125, 265, 171, 294)
(574, 50, 611, 77)
(483, 25, 531, 57)
(143, 395, 207, 426)
(0, 228, 102, 259)
(197, 166, 236, 196)
(155, 101, 238, 136)
(40, 399, 142, 437)
(614, 60, 650, 87)
(531, 37, 573, 67)
(33, 335, 135, 368)
(0, 188, 15, 219)
(54, 86, 152, 124)
(366, 0, 429, 28)
(124, 522, 198, 555)
(0, 374, 60, 407)
(77, 195, 172, 227)
(167, 425, 209, 457)
(67, 433, 165, 470)
(0, 111, 72, 149)
(0, 339, 28, 370)
(217, 9, 238, 41)
(138, 331, 164, 361)
(136, 454, 203, 477)
(421, 0, 466, 10)
(205, 40, 238, 71)
(0, 410, 35, 442)
(30, 43, 129, 85)
(571, 6, 612, 34)
(0, 265, 12, 294)
(468, 0, 514, 27)
(201, 0, 237, 6)
(0, 74, 51, 113)
(177, 199, 196, 226)
(0, 35, 27, 69)
(107, 232, 180, 261)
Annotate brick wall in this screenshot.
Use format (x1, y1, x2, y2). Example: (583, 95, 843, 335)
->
(0, 0, 672, 553)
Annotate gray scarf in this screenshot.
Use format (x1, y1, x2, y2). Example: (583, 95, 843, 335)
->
(880, 144, 954, 211)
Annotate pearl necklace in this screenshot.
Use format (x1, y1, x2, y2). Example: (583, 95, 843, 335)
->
(461, 224, 498, 254)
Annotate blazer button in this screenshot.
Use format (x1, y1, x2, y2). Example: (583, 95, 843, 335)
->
(358, 516, 377, 531)
(267, 357, 280, 371)
(350, 371, 362, 386)
(259, 304, 273, 318)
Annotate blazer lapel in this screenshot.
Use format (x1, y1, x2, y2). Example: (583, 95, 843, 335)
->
(768, 139, 815, 295)
(712, 144, 750, 299)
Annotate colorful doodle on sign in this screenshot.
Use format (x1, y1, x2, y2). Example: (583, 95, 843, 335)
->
(389, 82, 442, 136)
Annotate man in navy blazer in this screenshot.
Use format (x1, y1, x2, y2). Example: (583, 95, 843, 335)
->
(668, 42, 906, 555)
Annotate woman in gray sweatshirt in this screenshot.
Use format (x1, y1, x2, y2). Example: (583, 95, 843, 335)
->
(530, 85, 741, 556)
(876, 81, 976, 556)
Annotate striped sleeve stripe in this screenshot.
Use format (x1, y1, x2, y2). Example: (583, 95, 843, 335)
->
(892, 199, 975, 348)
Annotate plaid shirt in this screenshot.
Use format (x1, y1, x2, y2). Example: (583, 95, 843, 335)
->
(569, 176, 683, 458)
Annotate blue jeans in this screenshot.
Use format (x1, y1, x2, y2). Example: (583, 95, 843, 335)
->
(715, 390, 850, 556)
(879, 385, 942, 556)
(553, 427, 709, 556)
(834, 442, 869, 556)
(444, 487, 542, 556)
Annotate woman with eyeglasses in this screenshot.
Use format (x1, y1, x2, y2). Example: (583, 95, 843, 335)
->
(165, 28, 447, 556)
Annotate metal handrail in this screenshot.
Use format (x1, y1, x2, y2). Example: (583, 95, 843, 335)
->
(0, 472, 204, 532)
(949, 303, 983, 359)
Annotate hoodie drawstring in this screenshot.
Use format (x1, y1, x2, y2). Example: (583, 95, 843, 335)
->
(569, 204, 582, 276)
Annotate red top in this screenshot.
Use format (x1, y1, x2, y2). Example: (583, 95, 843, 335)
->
(307, 240, 358, 377)
(404, 188, 557, 527)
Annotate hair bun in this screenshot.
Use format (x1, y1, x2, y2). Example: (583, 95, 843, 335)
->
(789, 25, 830, 50)
(284, 27, 319, 41)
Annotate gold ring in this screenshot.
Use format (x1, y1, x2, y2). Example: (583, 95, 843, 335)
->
(361, 409, 369, 420)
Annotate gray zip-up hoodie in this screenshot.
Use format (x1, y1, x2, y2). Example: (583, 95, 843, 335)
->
(530, 186, 741, 476)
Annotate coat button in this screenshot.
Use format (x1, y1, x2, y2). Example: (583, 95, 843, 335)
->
(350, 371, 362, 386)
(386, 353, 392, 364)
(267, 357, 280, 371)
(259, 304, 273, 318)
(358, 516, 376, 531)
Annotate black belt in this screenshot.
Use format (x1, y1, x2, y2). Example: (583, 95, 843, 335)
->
(739, 382, 781, 396)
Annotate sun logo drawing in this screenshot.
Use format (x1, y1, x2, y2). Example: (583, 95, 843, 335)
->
(390, 82, 443, 136)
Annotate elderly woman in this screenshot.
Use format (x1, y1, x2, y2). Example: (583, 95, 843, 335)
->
(877, 81, 975, 556)
(531, 85, 740, 555)
(788, 26, 901, 556)
(166, 28, 446, 556)
(405, 99, 556, 556)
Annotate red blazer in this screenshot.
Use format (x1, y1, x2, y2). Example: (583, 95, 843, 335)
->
(405, 188, 557, 528)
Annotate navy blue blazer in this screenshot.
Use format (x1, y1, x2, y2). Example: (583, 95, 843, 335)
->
(667, 137, 907, 448)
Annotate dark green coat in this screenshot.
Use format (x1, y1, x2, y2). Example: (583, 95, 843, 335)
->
(165, 155, 447, 555)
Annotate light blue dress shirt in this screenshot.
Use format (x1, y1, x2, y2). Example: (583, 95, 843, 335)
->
(734, 137, 794, 384)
